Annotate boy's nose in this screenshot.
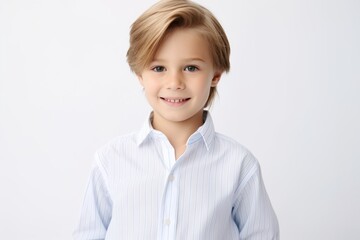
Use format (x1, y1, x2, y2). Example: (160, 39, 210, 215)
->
(166, 71, 185, 90)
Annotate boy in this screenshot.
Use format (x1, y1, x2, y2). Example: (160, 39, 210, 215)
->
(73, 0, 279, 239)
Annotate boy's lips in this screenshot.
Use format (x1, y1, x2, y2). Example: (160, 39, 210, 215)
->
(160, 97, 190, 103)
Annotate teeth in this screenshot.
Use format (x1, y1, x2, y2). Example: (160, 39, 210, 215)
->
(164, 98, 187, 103)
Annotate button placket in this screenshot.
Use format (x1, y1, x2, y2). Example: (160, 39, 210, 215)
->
(168, 174, 175, 182)
(160, 170, 180, 240)
(164, 218, 171, 225)
(158, 135, 179, 240)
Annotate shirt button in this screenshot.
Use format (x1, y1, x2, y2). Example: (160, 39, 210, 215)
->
(164, 218, 171, 225)
(168, 174, 175, 182)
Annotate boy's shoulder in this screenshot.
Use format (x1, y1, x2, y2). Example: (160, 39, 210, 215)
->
(213, 131, 261, 177)
(213, 131, 260, 165)
(96, 132, 138, 156)
(214, 131, 252, 153)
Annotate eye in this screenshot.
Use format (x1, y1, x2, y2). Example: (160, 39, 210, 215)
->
(184, 65, 199, 72)
(151, 66, 166, 72)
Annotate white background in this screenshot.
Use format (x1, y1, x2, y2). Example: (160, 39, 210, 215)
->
(1, 0, 359, 239)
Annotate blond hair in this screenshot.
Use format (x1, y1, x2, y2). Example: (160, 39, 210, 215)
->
(127, 0, 230, 107)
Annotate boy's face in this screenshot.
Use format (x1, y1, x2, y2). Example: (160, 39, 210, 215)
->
(138, 28, 222, 127)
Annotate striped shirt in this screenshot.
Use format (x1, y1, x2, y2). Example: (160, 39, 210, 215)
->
(73, 111, 279, 240)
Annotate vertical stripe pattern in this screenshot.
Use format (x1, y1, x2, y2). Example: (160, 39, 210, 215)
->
(73, 112, 279, 240)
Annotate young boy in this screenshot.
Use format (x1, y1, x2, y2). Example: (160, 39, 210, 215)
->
(73, 0, 279, 239)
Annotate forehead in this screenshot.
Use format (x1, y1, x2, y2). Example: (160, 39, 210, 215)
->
(153, 28, 212, 62)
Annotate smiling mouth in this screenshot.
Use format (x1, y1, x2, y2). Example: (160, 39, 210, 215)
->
(160, 97, 190, 103)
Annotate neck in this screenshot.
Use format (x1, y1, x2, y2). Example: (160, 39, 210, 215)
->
(152, 110, 204, 151)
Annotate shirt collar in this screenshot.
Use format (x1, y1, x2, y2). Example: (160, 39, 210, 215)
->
(136, 111, 215, 151)
(135, 112, 154, 146)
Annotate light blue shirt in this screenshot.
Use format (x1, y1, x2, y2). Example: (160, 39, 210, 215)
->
(73, 112, 279, 239)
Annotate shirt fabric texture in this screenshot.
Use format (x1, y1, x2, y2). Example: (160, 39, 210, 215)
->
(73, 111, 279, 240)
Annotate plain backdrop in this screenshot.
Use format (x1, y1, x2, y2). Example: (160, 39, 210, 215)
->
(1, 0, 359, 239)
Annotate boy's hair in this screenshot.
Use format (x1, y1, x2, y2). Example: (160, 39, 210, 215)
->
(127, 0, 230, 107)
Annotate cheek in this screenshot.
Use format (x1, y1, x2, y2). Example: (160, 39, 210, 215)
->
(143, 82, 160, 99)
(195, 77, 213, 95)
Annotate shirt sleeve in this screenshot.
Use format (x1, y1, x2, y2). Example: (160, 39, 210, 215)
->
(232, 154, 280, 240)
(73, 153, 113, 240)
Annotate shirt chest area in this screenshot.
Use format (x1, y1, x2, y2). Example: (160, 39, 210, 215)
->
(106, 142, 239, 239)
(108, 140, 238, 199)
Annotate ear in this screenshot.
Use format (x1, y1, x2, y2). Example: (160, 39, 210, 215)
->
(211, 71, 223, 87)
(137, 74, 144, 87)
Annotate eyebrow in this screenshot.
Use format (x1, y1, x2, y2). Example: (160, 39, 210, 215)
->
(184, 58, 206, 62)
